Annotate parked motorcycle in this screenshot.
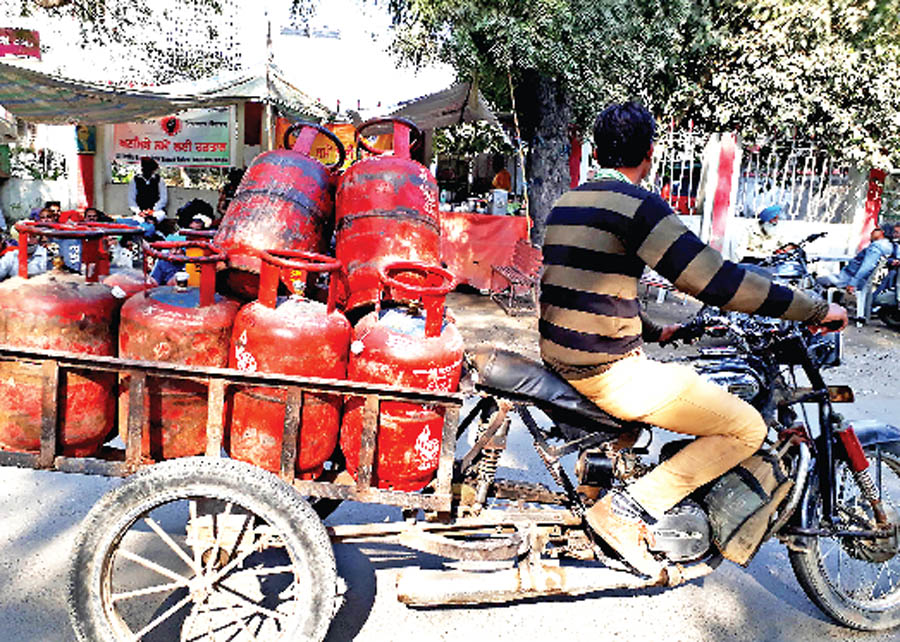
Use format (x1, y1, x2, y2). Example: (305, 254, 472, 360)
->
(747, 231, 828, 292)
(460, 310, 900, 630)
(873, 255, 900, 329)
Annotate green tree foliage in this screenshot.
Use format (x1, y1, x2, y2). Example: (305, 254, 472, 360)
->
(385, 0, 900, 239)
(4, 0, 244, 83)
(386, 0, 713, 240)
(694, 0, 900, 170)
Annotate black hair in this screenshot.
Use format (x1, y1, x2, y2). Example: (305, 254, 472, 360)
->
(226, 167, 244, 185)
(44, 200, 61, 209)
(156, 217, 179, 237)
(592, 102, 656, 168)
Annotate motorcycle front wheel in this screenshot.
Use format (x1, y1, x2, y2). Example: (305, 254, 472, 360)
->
(877, 307, 900, 330)
(790, 444, 900, 630)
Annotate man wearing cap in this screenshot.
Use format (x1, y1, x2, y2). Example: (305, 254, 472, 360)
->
(742, 204, 788, 260)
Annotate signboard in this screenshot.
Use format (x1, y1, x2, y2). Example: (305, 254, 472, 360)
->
(0, 28, 40, 60)
(113, 108, 231, 167)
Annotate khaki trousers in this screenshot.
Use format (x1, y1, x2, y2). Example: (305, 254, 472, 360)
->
(569, 352, 766, 519)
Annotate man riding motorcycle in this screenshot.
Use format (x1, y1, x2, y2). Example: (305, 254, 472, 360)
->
(539, 101, 848, 578)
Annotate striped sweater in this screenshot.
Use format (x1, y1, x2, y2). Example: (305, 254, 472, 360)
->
(539, 180, 828, 379)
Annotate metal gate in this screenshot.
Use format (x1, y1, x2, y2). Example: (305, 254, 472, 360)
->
(882, 172, 900, 223)
(649, 128, 857, 225)
(649, 125, 706, 216)
(734, 139, 855, 223)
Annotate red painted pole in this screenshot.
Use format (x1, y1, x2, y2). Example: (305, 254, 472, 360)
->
(709, 133, 737, 252)
(859, 168, 886, 252)
(77, 154, 94, 208)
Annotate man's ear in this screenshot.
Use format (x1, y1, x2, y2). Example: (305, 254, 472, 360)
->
(646, 142, 655, 161)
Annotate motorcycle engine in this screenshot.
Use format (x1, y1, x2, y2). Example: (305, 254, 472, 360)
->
(647, 499, 711, 562)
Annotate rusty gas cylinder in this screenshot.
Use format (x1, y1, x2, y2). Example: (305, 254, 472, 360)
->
(118, 241, 239, 460)
(213, 122, 345, 299)
(335, 118, 440, 315)
(0, 221, 142, 456)
(228, 250, 351, 478)
(340, 262, 463, 491)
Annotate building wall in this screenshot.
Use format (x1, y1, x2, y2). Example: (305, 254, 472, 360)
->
(0, 177, 73, 223)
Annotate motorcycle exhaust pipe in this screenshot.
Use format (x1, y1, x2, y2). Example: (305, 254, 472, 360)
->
(396, 557, 722, 606)
(768, 442, 810, 538)
(396, 563, 661, 605)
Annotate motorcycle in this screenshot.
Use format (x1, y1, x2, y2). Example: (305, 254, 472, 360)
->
(745, 231, 828, 292)
(739, 231, 841, 366)
(873, 253, 900, 330)
(457, 310, 900, 631)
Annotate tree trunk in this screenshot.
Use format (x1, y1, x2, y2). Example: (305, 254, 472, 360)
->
(516, 72, 572, 246)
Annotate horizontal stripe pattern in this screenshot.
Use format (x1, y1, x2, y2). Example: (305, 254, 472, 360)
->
(539, 180, 828, 375)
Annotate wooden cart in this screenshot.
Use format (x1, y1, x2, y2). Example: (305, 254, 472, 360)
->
(0, 343, 719, 642)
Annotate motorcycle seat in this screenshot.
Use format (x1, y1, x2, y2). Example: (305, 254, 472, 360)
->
(468, 346, 628, 435)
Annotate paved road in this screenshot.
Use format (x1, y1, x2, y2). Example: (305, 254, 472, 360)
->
(2, 293, 900, 641)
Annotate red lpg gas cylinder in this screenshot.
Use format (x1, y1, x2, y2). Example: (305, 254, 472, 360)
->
(0, 221, 142, 456)
(118, 242, 240, 460)
(335, 118, 440, 314)
(228, 250, 351, 478)
(214, 122, 346, 299)
(340, 262, 463, 491)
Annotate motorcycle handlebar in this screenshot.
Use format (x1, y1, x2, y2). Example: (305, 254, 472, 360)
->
(661, 310, 843, 348)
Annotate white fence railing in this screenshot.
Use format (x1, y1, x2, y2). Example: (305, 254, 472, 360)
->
(736, 141, 856, 224)
(649, 128, 858, 225)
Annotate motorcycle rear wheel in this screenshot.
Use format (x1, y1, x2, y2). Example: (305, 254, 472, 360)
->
(790, 445, 900, 630)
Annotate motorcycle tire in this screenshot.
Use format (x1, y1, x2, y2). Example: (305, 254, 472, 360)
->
(789, 444, 900, 631)
(877, 307, 900, 330)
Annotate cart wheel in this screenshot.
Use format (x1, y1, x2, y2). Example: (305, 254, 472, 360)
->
(67, 458, 338, 642)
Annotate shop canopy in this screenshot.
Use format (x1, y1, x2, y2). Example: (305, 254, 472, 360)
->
(387, 81, 499, 131)
(0, 60, 331, 125)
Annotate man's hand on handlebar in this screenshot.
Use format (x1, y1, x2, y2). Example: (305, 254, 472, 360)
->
(809, 303, 849, 334)
(657, 324, 681, 344)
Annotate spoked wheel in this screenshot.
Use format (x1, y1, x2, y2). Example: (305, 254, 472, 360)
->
(67, 458, 338, 642)
(790, 445, 900, 630)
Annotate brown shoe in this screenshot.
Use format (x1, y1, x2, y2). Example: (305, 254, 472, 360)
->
(586, 491, 664, 579)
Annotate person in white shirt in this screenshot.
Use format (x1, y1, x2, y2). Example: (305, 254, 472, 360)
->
(127, 157, 168, 223)
(0, 236, 48, 281)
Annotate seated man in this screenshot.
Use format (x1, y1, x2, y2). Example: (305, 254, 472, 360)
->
(817, 226, 894, 297)
(150, 215, 210, 285)
(0, 233, 48, 281)
(741, 204, 788, 261)
(540, 101, 846, 578)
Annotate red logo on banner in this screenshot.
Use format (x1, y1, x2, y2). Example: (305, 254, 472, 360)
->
(0, 28, 40, 60)
(161, 117, 182, 136)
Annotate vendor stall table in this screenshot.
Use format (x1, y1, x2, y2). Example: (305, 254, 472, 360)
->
(440, 212, 530, 291)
